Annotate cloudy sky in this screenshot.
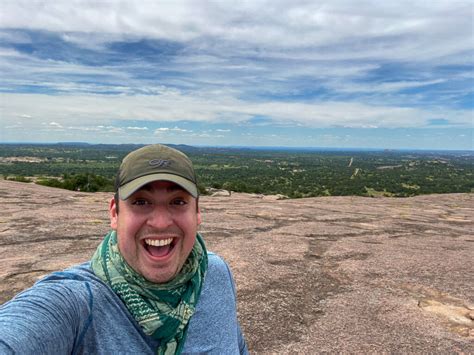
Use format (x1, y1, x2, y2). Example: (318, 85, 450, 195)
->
(0, 0, 472, 149)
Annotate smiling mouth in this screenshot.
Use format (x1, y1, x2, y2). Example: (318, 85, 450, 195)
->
(144, 238, 176, 258)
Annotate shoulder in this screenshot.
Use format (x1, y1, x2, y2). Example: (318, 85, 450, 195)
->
(183, 252, 244, 353)
(207, 252, 230, 272)
(8, 262, 95, 300)
(199, 252, 238, 305)
(205, 252, 236, 290)
(2, 262, 112, 320)
(34, 262, 107, 300)
(43, 261, 99, 283)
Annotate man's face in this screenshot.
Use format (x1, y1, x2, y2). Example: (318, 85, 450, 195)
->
(109, 180, 201, 283)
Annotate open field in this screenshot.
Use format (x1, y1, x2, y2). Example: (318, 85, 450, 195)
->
(0, 179, 472, 353)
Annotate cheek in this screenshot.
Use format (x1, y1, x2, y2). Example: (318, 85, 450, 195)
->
(181, 214, 199, 247)
(116, 215, 141, 250)
(182, 232, 197, 256)
(117, 209, 142, 233)
(116, 223, 140, 264)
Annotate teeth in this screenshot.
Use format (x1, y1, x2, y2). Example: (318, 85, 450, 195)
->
(145, 238, 173, 247)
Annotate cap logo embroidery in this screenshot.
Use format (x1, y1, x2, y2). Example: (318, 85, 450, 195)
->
(149, 159, 171, 167)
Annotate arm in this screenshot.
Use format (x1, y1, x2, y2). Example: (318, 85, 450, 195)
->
(237, 322, 249, 355)
(223, 261, 249, 355)
(0, 278, 91, 354)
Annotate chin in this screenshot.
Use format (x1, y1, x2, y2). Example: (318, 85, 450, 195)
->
(143, 266, 178, 284)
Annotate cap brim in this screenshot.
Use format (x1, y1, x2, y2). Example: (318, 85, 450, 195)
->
(118, 173, 199, 200)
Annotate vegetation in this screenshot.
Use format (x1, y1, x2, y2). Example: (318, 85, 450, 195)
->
(1, 143, 472, 198)
(5, 175, 32, 183)
(36, 173, 114, 193)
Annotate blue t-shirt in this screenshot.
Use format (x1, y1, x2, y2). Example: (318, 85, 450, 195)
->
(0, 252, 248, 354)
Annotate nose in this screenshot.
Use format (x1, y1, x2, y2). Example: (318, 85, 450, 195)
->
(146, 204, 173, 230)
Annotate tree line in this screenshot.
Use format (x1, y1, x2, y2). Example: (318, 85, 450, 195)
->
(1, 144, 472, 198)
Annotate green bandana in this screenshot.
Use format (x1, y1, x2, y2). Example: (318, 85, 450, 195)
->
(91, 230, 208, 355)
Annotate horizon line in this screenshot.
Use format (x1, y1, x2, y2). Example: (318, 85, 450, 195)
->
(0, 141, 473, 153)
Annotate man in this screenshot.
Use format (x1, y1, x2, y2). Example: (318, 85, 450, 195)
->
(0, 144, 248, 354)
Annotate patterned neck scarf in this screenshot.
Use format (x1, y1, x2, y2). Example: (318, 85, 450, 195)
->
(91, 230, 208, 355)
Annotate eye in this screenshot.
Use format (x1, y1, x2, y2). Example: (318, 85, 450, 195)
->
(131, 198, 151, 206)
(171, 198, 188, 206)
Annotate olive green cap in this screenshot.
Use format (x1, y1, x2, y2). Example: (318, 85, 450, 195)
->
(115, 144, 198, 200)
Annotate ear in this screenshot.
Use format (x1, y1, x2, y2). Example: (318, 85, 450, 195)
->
(109, 197, 118, 229)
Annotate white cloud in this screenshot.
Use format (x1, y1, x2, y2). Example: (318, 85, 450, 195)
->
(64, 125, 126, 135)
(170, 126, 191, 132)
(127, 126, 149, 130)
(68, 126, 103, 132)
(1, 92, 470, 130)
(0, 47, 26, 58)
(1, 1, 471, 63)
(154, 126, 191, 135)
(330, 79, 447, 94)
(0, 1, 471, 102)
(107, 127, 125, 133)
(192, 133, 224, 138)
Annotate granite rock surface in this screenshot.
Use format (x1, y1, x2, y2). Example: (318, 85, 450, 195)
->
(0, 180, 472, 353)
